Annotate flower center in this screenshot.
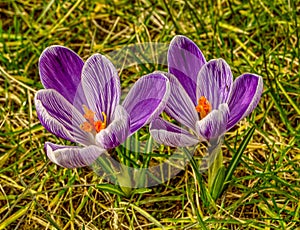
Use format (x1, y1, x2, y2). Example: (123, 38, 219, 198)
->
(80, 105, 106, 133)
(195, 96, 212, 119)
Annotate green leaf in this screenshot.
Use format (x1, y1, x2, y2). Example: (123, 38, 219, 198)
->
(207, 138, 224, 193)
(136, 136, 153, 188)
(182, 147, 216, 210)
(221, 126, 256, 195)
(95, 184, 126, 197)
(131, 188, 152, 195)
(92, 156, 115, 177)
(210, 166, 226, 200)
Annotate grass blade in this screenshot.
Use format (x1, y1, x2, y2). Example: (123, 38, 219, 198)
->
(222, 126, 256, 194)
(0, 203, 30, 230)
(96, 184, 126, 197)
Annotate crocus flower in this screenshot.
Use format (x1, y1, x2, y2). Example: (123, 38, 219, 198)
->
(35, 46, 170, 168)
(150, 35, 263, 147)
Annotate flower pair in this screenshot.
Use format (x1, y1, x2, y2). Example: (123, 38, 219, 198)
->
(35, 35, 263, 169)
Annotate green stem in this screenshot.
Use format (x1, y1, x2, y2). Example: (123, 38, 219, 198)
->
(205, 137, 225, 200)
(208, 149, 223, 192)
(117, 164, 133, 197)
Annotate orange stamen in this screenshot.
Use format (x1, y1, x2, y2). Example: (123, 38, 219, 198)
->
(94, 112, 107, 133)
(83, 105, 95, 124)
(81, 105, 107, 134)
(195, 96, 212, 119)
(80, 121, 94, 132)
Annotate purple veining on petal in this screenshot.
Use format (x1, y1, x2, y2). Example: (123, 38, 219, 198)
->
(81, 54, 121, 123)
(195, 103, 230, 141)
(162, 72, 199, 131)
(45, 142, 106, 168)
(168, 35, 206, 104)
(226, 73, 263, 130)
(35, 89, 95, 146)
(122, 73, 170, 134)
(150, 118, 199, 147)
(95, 105, 130, 149)
(196, 59, 233, 110)
(39, 46, 86, 106)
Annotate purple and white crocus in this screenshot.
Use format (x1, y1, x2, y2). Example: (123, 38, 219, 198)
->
(150, 35, 263, 147)
(35, 46, 170, 168)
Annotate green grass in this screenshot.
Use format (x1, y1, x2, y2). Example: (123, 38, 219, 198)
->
(1, 0, 299, 229)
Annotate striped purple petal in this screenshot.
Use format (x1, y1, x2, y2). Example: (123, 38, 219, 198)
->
(35, 89, 94, 146)
(95, 105, 130, 149)
(39, 46, 85, 106)
(163, 72, 199, 130)
(226, 73, 263, 130)
(196, 59, 233, 110)
(81, 54, 121, 123)
(195, 104, 229, 141)
(122, 73, 170, 134)
(168, 35, 206, 104)
(150, 118, 199, 147)
(45, 142, 106, 168)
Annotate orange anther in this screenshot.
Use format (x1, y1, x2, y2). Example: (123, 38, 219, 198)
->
(80, 105, 107, 134)
(83, 105, 95, 125)
(80, 121, 94, 132)
(195, 96, 212, 119)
